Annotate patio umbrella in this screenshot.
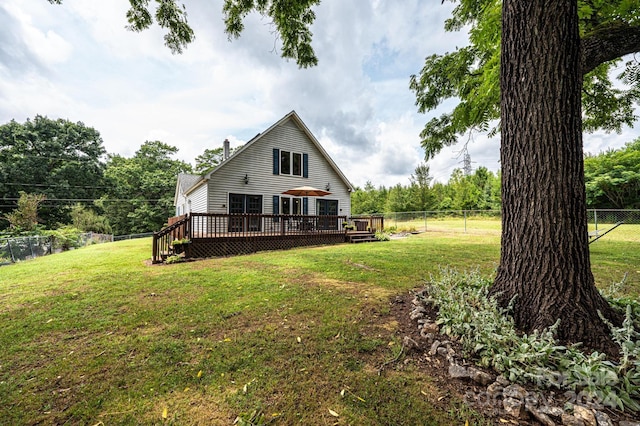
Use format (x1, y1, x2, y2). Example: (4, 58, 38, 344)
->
(282, 186, 331, 197)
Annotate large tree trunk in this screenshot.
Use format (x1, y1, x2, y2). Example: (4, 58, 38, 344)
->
(490, 0, 621, 353)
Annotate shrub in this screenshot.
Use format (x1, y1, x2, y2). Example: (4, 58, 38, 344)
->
(46, 226, 83, 251)
(165, 255, 184, 264)
(419, 269, 640, 411)
(375, 231, 391, 241)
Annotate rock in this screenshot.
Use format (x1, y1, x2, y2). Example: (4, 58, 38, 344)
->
(527, 406, 557, 426)
(402, 336, 419, 351)
(503, 397, 525, 418)
(409, 310, 425, 320)
(561, 413, 585, 426)
(419, 330, 434, 340)
(524, 392, 539, 409)
(468, 367, 493, 386)
(421, 322, 439, 334)
(593, 410, 613, 426)
(496, 375, 510, 386)
(436, 346, 449, 358)
(539, 405, 564, 418)
(448, 363, 469, 379)
(619, 422, 640, 426)
(428, 340, 441, 356)
(503, 384, 528, 400)
(572, 405, 596, 426)
(486, 382, 504, 398)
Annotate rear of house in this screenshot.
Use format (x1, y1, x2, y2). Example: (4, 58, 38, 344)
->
(175, 111, 353, 222)
(155, 111, 384, 262)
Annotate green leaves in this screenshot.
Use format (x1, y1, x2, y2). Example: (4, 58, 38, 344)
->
(0, 116, 107, 229)
(423, 269, 640, 412)
(99, 141, 192, 235)
(413, 0, 640, 157)
(223, 0, 321, 68)
(125, 0, 195, 54)
(584, 139, 640, 209)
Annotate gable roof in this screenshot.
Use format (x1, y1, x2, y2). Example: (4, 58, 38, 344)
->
(184, 110, 354, 195)
(174, 172, 204, 205)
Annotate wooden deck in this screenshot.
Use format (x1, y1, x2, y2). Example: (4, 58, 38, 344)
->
(152, 213, 383, 263)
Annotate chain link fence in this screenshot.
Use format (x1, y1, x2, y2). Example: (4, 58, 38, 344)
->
(0, 233, 113, 266)
(113, 232, 154, 241)
(354, 209, 639, 242)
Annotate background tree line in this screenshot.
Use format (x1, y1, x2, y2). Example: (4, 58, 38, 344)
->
(351, 164, 501, 214)
(0, 116, 208, 236)
(351, 140, 640, 215)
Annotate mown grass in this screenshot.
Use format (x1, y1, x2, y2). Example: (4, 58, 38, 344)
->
(0, 230, 637, 425)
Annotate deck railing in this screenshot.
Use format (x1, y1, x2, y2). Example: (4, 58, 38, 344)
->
(153, 213, 348, 263)
(189, 213, 347, 238)
(152, 214, 190, 263)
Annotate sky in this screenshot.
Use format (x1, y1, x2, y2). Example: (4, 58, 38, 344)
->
(1, 0, 638, 188)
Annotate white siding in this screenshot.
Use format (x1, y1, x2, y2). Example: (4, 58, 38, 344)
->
(188, 183, 208, 213)
(205, 118, 351, 216)
(175, 191, 187, 216)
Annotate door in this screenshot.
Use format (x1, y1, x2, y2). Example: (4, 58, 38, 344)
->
(316, 199, 338, 230)
(229, 194, 263, 232)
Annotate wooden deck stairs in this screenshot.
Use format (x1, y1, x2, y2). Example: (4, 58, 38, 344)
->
(347, 231, 378, 243)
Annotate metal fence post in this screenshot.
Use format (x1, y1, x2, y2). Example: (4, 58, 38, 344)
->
(593, 209, 598, 232)
(8, 239, 15, 262)
(29, 237, 35, 258)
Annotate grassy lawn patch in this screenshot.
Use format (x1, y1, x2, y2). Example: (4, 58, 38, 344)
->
(0, 231, 636, 424)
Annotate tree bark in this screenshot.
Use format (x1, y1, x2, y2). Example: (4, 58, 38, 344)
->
(582, 23, 640, 75)
(490, 0, 622, 354)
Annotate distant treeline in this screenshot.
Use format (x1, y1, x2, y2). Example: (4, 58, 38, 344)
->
(352, 165, 501, 215)
(353, 139, 640, 214)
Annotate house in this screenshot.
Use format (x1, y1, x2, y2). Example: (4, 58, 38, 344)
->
(174, 111, 354, 223)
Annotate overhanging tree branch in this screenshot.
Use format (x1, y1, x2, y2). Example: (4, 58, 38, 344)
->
(582, 22, 640, 75)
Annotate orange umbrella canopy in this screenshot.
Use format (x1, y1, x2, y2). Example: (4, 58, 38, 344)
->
(282, 186, 331, 197)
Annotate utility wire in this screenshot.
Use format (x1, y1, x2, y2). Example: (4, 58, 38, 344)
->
(1, 182, 110, 189)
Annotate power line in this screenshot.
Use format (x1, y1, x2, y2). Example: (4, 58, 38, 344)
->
(0, 153, 105, 161)
(0, 198, 167, 203)
(1, 182, 110, 189)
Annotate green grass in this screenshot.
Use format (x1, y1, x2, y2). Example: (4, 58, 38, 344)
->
(0, 232, 637, 424)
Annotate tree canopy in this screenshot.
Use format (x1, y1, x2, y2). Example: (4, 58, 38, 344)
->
(98, 141, 192, 235)
(585, 138, 640, 209)
(0, 116, 106, 229)
(409, 0, 640, 158)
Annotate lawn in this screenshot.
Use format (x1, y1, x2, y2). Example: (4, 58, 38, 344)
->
(0, 230, 637, 425)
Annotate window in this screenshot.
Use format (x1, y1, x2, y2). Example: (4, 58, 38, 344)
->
(281, 197, 291, 215)
(274, 149, 307, 177)
(281, 197, 302, 215)
(292, 153, 302, 176)
(281, 150, 291, 175)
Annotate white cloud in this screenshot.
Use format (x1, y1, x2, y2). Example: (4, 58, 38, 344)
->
(0, 0, 637, 191)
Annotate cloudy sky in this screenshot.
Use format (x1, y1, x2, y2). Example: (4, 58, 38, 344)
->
(1, 0, 638, 188)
